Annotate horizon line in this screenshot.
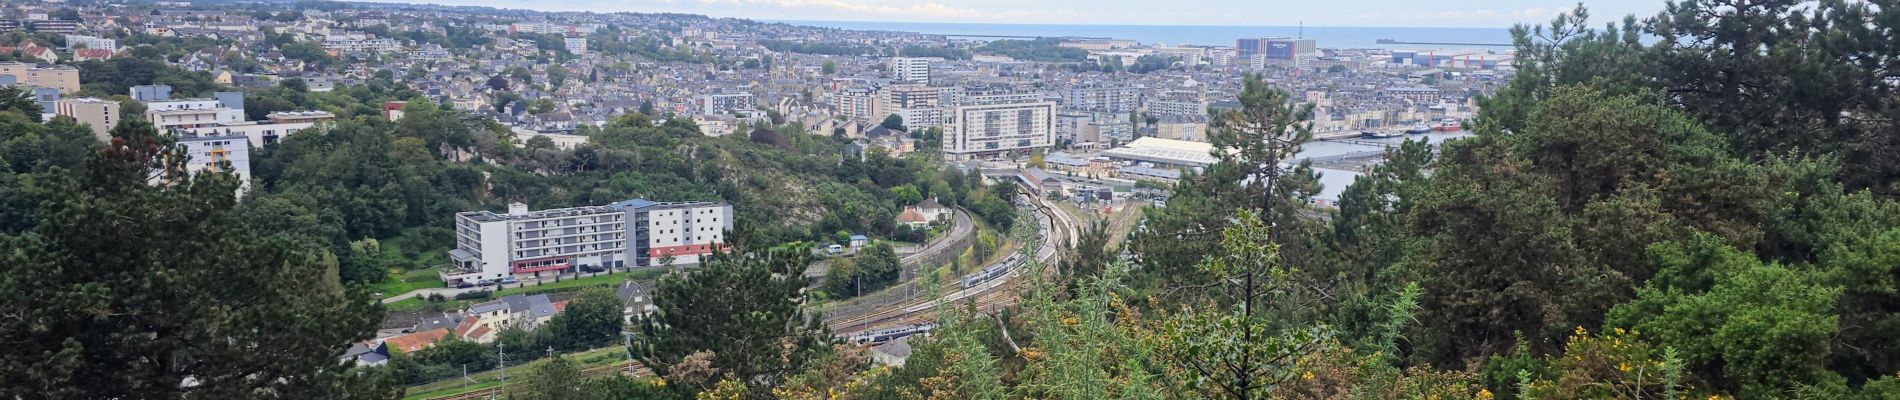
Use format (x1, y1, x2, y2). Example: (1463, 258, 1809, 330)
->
(765, 19, 1521, 30)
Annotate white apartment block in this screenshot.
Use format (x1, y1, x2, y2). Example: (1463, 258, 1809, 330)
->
(890, 57, 933, 84)
(143, 96, 248, 131)
(1146, 99, 1206, 117)
(322, 38, 403, 53)
(944, 94, 1056, 161)
(1064, 86, 1141, 113)
(447, 200, 733, 284)
(563, 36, 587, 54)
(147, 106, 245, 131)
(882, 84, 958, 129)
(64, 34, 117, 51)
(836, 87, 882, 121)
(173, 135, 252, 193)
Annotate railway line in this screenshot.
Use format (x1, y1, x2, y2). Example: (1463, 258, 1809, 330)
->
(828, 183, 1079, 339)
(414, 360, 650, 400)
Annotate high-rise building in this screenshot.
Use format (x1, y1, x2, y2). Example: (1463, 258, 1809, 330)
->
(447, 200, 733, 284)
(882, 84, 959, 129)
(563, 35, 588, 54)
(1235, 37, 1317, 61)
(890, 57, 932, 84)
(172, 134, 253, 194)
(836, 87, 883, 121)
(944, 92, 1056, 161)
(54, 97, 120, 141)
(1063, 86, 1141, 113)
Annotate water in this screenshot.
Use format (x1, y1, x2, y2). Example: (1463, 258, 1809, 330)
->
(1301, 131, 1471, 203)
(1298, 130, 1472, 159)
(770, 20, 1514, 49)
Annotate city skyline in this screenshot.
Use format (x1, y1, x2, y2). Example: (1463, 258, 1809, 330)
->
(341, 0, 1667, 28)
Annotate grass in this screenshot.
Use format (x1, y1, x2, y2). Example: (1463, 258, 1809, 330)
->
(385, 268, 670, 313)
(400, 346, 628, 400)
(373, 269, 445, 298)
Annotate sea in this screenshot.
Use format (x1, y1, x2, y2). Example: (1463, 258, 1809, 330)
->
(769, 20, 1515, 49)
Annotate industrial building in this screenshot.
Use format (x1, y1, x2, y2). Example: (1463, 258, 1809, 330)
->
(1101, 137, 1220, 170)
(447, 199, 734, 285)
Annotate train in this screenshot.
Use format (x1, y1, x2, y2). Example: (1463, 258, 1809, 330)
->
(962, 253, 1023, 288)
(846, 323, 936, 345)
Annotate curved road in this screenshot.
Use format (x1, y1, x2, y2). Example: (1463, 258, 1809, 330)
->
(803, 208, 974, 280)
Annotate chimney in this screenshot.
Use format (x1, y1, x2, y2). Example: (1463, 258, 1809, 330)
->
(508, 202, 529, 216)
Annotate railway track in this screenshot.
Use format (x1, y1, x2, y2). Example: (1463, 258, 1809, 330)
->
(414, 361, 651, 400)
(826, 188, 1079, 336)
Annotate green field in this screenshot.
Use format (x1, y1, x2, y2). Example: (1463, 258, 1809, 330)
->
(400, 346, 629, 400)
(385, 268, 670, 313)
(373, 269, 445, 298)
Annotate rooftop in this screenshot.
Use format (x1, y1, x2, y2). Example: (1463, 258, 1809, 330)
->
(1101, 137, 1219, 167)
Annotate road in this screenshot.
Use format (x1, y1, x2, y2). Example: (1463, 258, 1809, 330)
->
(379, 269, 633, 304)
(803, 208, 974, 280)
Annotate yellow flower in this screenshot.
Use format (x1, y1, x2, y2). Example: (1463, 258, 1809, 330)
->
(1575, 326, 1588, 336)
(1618, 363, 1631, 373)
(1302, 371, 1314, 381)
(1477, 388, 1494, 400)
(1614, 327, 1627, 335)
(1061, 317, 1080, 326)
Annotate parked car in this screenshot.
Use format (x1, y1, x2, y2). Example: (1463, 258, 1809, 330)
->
(499, 276, 519, 285)
(475, 279, 495, 287)
(453, 280, 475, 289)
(826, 244, 844, 255)
(580, 264, 606, 273)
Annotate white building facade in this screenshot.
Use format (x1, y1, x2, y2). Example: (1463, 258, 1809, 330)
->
(447, 200, 733, 284)
(943, 93, 1056, 161)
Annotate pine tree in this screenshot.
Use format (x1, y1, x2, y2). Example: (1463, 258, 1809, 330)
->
(0, 118, 391, 399)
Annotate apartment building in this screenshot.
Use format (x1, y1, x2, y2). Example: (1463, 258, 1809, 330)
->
(173, 134, 253, 193)
(63, 34, 117, 51)
(836, 87, 882, 121)
(0, 62, 79, 93)
(54, 97, 120, 141)
(943, 91, 1056, 161)
(1063, 86, 1140, 113)
(447, 199, 733, 284)
(698, 93, 753, 115)
(882, 84, 958, 129)
(890, 57, 933, 84)
(563, 35, 587, 54)
(321, 38, 402, 53)
(144, 94, 245, 131)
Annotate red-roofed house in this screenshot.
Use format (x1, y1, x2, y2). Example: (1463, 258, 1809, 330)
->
(21, 47, 56, 63)
(73, 48, 112, 62)
(383, 328, 450, 354)
(452, 316, 497, 343)
(897, 207, 929, 228)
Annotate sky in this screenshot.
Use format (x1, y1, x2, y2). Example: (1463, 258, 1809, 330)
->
(360, 0, 1669, 28)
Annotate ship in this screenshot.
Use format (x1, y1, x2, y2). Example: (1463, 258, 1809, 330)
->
(1361, 128, 1405, 139)
(1435, 118, 1462, 132)
(1405, 123, 1433, 134)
